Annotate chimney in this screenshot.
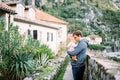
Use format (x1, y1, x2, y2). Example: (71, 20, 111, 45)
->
(32, 0, 35, 7)
(19, 0, 23, 3)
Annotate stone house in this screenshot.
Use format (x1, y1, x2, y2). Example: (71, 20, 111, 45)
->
(86, 35, 102, 44)
(0, 2, 68, 54)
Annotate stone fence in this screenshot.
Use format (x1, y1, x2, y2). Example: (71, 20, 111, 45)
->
(86, 50, 120, 80)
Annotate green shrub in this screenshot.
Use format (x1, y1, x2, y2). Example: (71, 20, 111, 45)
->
(0, 18, 5, 33)
(35, 44, 54, 59)
(88, 44, 106, 51)
(24, 36, 40, 54)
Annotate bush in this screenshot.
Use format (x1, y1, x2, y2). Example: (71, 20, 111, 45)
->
(88, 44, 106, 51)
(35, 44, 54, 59)
(0, 19, 5, 33)
(24, 35, 40, 54)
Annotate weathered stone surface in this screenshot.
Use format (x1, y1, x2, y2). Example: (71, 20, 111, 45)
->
(24, 77, 32, 80)
(86, 50, 120, 80)
(114, 74, 120, 80)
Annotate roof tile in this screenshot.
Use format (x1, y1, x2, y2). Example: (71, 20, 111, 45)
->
(0, 2, 16, 14)
(35, 9, 68, 25)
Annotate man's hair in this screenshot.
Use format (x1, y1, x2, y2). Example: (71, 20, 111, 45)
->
(73, 30, 83, 37)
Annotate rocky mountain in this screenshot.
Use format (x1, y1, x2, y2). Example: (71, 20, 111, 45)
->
(86, 0, 120, 42)
(111, 0, 120, 8)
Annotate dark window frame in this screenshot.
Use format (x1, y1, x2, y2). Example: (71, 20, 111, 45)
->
(33, 30, 37, 40)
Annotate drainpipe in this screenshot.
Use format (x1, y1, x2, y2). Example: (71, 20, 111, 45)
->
(32, 0, 35, 7)
(8, 13, 11, 30)
(8, 14, 10, 25)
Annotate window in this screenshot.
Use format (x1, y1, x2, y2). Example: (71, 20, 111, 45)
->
(58, 27, 62, 37)
(47, 32, 49, 42)
(29, 8, 35, 19)
(51, 33, 53, 41)
(39, 31, 42, 41)
(33, 30, 37, 40)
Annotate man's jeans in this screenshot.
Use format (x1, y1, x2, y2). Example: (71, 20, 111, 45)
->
(72, 65, 85, 80)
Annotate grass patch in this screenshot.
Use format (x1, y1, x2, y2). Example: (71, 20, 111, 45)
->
(57, 56, 70, 80)
(107, 57, 120, 62)
(88, 44, 106, 51)
(38, 66, 54, 79)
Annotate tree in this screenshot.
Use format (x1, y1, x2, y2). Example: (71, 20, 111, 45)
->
(35, 0, 41, 8)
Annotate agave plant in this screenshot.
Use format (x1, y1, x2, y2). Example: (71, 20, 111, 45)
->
(35, 44, 55, 69)
(36, 53, 49, 71)
(39, 53, 49, 67)
(7, 53, 36, 80)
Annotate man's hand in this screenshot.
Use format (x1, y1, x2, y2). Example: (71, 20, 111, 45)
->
(71, 55, 77, 61)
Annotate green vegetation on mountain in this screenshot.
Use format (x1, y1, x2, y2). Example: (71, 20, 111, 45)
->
(41, 0, 90, 36)
(87, 0, 117, 10)
(87, 0, 120, 40)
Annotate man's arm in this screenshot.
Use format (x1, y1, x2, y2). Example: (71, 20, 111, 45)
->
(67, 42, 86, 56)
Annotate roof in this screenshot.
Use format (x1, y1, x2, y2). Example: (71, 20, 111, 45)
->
(14, 15, 59, 30)
(0, 2, 16, 14)
(1, 2, 68, 25)
(35, 9, 68, 25)
(87, 35, 102, 38)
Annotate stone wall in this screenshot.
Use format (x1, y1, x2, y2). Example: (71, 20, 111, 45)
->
(86, 51, 120, 80)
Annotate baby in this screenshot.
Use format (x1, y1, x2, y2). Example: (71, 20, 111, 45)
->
(67, 37, 77, 61)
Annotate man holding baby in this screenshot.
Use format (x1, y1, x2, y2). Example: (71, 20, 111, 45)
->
(67, 30, 88, 80)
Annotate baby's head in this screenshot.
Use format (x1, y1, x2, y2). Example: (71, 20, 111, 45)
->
(70, 36, 75, 42)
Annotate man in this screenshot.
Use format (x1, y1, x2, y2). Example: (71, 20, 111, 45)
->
(67, 30, 87, 80)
